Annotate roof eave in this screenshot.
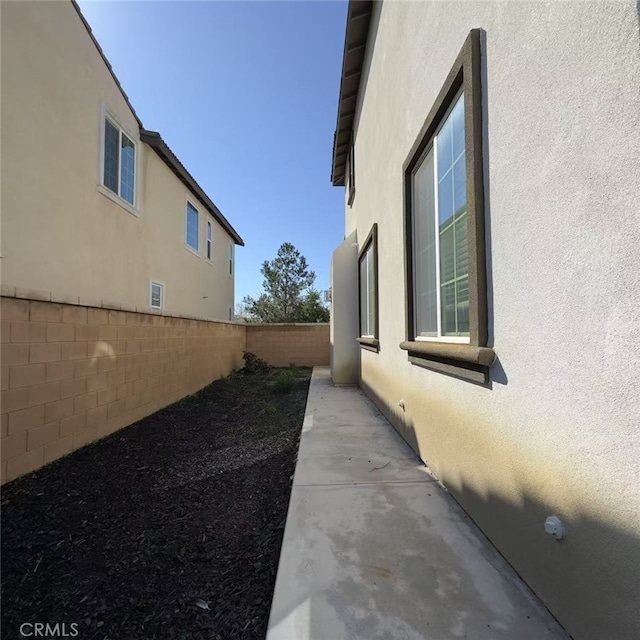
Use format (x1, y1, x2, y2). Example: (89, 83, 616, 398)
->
(140, 130, 245, 246)
(330, 0, 374, 186)
(71, 1, 244, 247)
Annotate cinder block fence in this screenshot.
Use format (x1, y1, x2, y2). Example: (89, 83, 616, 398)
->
(246, 323, 330, 367)
(1, 296, 329, 484)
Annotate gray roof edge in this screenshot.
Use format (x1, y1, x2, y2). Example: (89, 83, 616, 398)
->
(70, 0, 143, 129)
(140, 130, 245, 246)
(330, 0, 374, 186)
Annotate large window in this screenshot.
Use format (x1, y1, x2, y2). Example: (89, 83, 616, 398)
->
(401, 30, 494, 383)
(186, 201, 199, 252)
(413, 92, 468, 340)
(102, 115, 136, 206)
(357, 224, 379, 351)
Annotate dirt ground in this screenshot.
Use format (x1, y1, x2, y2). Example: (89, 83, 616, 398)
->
(1, 366, 311, 640)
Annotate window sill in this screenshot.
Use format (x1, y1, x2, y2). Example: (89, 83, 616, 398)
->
(357, 337, 379, 353)
(400, 340, 495, 384)
(184, 244, 201, 258)
(97, 184, 139, 217)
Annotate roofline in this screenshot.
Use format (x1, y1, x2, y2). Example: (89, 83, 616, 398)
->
(330, 0, 374, 186)
(140, 131, 245, 246)
(70, 0, 244, 246)
(70, 0, 143, 129)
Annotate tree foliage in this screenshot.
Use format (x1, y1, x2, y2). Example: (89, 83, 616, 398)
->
(242, 243, 330, 323)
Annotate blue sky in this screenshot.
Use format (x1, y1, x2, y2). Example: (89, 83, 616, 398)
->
(78, 0, 347, 305)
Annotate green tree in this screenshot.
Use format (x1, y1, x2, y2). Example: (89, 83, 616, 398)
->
(242, 243, 329, 323)
(297, 289, 330, 323)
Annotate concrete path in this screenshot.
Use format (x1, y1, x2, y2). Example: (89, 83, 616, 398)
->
(267, 368, 568, 640)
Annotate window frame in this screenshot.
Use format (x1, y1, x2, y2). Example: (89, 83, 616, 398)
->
(357, 223, 379, 352)
(98, 103, 140, 215)
(401, 29, 495, 383)
(228, 243, 234, 277)
(206, 219, 213, 262)
(149, 280, 164, 310)
(185, 198, 200, 255)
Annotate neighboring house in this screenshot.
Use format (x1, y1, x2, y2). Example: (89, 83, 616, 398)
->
(330, 2, 640, 640)
(1, 0, 243, 321)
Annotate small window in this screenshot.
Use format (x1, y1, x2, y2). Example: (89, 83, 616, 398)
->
(347, 133, 355, 206)
(228, 307, 233, 321)
(401, 30, 494, 383)
(149, 281, 164, 310)
(228, 243, 234, 276)
(186, 201, 199, 251)
(206, 220, 213, 260)
(102, 114, 136, 206)
(357, 224, 378, 351)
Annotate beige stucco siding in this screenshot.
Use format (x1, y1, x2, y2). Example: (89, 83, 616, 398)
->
(142, 151, 235, 320)
(348, 2, 640, 639)
(1, 1, 235, 320)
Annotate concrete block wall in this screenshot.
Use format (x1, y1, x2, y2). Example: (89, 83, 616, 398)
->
(0, 297, 245, 483)
(246, 324, 330, 367)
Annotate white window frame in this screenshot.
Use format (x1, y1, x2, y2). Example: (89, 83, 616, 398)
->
(206, 219, 213, 262)
(185, 197, 200, 256)
(412, 88, 469, 345)
(149, 280, 164, 310)
(98, 102, 140, 216)
(228, 243, 234, 277)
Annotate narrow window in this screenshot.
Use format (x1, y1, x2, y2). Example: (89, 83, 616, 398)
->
(206, 220, 213, 260)
(228, 243, 234, 276)
(102, 114, 136, 206)
(228, 307, 233, 321)
(120, 133, 136, 205)
(347, 134, 356, 206)
(401, 30, 494, 383)
(103, 119, 120, 194)
(412, 92, 468, 339)
(357, 224, 379, 351)
(186, 201, 199, 251)
(149, 281, 164, 310)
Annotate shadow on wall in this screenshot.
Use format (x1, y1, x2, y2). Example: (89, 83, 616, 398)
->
(358, 378, 639, 640)
(351, 0, 382, 132)
(480, 28, 496, 351)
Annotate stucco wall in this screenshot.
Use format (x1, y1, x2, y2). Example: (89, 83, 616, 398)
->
(347, 2, 640, 639)
(246, 324, 330, 367)
(1, 1, 235, 321)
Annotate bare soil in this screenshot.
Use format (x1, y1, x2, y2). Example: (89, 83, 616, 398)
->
(1, 366, 311, 640)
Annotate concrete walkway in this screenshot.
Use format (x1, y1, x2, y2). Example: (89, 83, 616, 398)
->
(267, 368, 568, 640)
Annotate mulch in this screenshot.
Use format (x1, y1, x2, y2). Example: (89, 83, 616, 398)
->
(1, 366, 311, 640)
